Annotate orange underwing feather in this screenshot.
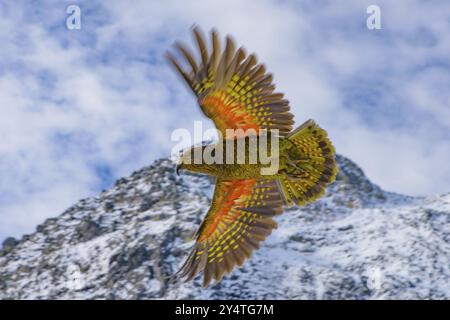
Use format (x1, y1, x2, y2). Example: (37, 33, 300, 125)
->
(166, 26, 294, 137)
(173, 178, 283, 287)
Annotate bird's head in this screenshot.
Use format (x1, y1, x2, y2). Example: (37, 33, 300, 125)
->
(176, 143, 218, 176)
(176, 145, 205, 175)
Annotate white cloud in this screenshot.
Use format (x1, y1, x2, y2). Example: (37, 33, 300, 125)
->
(0, 0, 450, 240)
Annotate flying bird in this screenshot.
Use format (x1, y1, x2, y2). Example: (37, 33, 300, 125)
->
(166, 27, 337, 287)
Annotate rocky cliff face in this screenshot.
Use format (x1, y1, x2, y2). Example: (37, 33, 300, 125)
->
(1, 155, 449, 299)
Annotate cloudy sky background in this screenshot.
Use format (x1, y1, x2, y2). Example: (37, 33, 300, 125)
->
(1, 0, 449, 241)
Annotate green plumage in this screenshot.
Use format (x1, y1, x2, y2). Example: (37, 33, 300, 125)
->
(179, 119, 337, 206)
(169, 27, 337, 287)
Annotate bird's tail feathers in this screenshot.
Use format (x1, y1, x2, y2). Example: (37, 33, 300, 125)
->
(277, 119, 337, 206)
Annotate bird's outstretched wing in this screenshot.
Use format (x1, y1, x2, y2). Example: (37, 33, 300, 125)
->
(166, 27, 294, 137)
(174, 178, 283, 287)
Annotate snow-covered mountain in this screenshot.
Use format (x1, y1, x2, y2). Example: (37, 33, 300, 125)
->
(0, 155, 449, 299)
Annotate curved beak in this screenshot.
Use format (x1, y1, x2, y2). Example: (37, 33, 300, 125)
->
(176, 164, 181, 176)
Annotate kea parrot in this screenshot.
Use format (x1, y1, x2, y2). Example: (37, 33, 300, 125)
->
(166, 26, 337, 287)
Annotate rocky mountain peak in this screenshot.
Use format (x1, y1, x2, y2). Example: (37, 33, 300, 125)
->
(0, 154, 449, 299)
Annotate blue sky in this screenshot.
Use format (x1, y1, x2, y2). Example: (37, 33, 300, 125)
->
(1, 0, 450, 241)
